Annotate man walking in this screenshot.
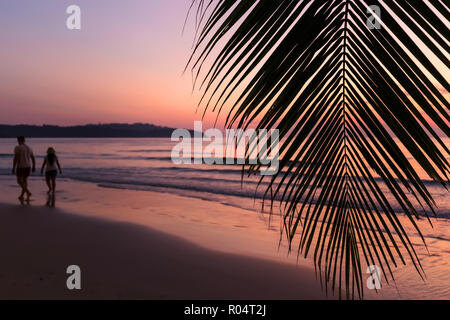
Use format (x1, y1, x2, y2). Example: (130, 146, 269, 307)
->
(12, 136, 35, 201)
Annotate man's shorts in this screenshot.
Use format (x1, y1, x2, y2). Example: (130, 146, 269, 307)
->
(16, 167, 31, 178)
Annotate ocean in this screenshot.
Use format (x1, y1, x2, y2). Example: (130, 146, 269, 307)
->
(0, 137, 448, 217)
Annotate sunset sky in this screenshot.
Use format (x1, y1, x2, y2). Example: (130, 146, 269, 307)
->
(0, 1, 448, 130)
(0, 0, 212, 128)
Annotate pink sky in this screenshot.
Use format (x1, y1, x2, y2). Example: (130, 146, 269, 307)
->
(0, 0, 448, 130)
(0, 0, 218, 129)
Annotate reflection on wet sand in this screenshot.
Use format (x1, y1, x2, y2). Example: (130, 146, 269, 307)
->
(46, 192, 56, 207)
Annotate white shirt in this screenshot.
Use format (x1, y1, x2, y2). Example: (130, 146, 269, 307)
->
(14, 144, 34, 169)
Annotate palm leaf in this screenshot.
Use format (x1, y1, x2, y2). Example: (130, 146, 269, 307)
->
(187, 0, 449, 299)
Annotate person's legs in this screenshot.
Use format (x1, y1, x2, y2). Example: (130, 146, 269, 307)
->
(51, 176, 56, 192)
(17, 175, 26, 199)
(23, 176, 32, 200)
(46, 176, 52, 193)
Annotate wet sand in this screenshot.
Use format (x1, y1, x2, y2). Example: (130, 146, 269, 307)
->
(0, 202, 326, 299)
(0, 177, 448, 299)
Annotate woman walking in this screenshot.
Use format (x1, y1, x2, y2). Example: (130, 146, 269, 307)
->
(41, 147, 62, 194)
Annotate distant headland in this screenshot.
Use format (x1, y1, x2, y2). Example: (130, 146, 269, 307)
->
(0, 123, 193, 138)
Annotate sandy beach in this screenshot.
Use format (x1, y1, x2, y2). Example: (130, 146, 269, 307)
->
(0, 173, 447, 300)
(0, 177, 329, 299)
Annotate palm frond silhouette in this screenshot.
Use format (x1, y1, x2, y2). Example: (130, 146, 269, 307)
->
(187, 0, 449, 299)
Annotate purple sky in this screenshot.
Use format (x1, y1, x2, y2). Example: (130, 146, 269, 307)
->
(0, 0, 217, 128)
(0, 1, 448, 131)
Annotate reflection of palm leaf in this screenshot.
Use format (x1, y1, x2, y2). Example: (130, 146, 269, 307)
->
(188, 1, 449, 299)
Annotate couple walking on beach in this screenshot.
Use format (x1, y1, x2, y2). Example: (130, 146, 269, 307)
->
(12, 136, 62, 201)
